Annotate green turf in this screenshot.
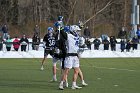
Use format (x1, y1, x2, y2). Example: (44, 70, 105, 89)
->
(0, 58, 140, 93)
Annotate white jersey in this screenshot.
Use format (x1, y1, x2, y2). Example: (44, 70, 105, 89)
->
(66, 33, 79, 53)
(64, 31, 80, 69)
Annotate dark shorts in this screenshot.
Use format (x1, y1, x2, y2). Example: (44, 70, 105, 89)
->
(138, 36, 140, 39)
(53, 53, 63, 59)
(44, 49, 55, 57)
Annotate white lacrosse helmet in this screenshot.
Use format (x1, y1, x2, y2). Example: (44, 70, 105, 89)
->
(69, 25, 81, 36)
(70, 25, 81, 32)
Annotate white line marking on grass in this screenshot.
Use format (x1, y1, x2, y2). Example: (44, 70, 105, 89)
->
(93, 66, 136, 72)
(114, 85, 119, 87)
(81, 65, 137, 72)
(97, 78, 101, 80)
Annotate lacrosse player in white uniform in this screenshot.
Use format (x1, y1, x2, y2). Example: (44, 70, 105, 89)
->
(59, 25, 87, 90)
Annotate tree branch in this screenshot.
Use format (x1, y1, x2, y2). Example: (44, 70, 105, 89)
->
(66, 0, 78, 25)
(83, 0, 113, 25)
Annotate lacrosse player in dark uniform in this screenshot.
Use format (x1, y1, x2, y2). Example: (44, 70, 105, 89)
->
(41, 27, 56, 70)
(54, 16, 67, 69)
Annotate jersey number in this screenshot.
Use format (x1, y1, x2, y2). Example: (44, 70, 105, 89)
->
(49, 40, 55, 46)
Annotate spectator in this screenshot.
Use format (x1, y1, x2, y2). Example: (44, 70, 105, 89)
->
(85, 38, 91, 50)
(126, 39, 132, 52)
(110, 36, 117, 51)
(2, 24, 8, 40)
(93, 37, 101, 50)
(120, 39, 126, 52)
(0, 26, 2, 34)
(83, 26, 90, 38)
(78, 21, 84, 29)
(13, 37, 20, 51)
(79, 36, 86, 49)
(136, 27, 140, 40)
(0, 35, 3, 51)
(5, 35, 12, 51)
(19, 35, 29, 51)
(118, 27, 127, 39)
(34, 25, 40, 36)
(103, 38, 110, 50)
(128, 27, 135, 39)
(131, 36, 139, 50)
(101, 34, 108, 42)
(32, 33, 40, 50)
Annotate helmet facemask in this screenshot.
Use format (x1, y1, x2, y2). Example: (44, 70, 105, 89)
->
(70, 25, 81, 37)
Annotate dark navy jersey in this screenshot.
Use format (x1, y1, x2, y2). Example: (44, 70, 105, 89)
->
(55, 29, 67, 50)
(43, 33, 56, 49)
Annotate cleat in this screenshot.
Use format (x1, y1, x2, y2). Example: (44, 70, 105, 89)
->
(65, 82, 69, 88)
(50, 78, 57, 82)
(59, 83, 64, 90)
(59, 87, 64, 90)
(82, 82, 88, 86)
(64, 82, 68, 88)
(40, 66, 44, 70)
(71, 85, 82, 89)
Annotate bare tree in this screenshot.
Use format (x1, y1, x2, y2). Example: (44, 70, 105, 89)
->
(0, 0, 134, 37)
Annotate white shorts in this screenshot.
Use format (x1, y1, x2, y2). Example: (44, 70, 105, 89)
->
(64, 56, 79, 69)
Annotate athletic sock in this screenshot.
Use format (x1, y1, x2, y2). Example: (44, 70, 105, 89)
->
(60, 81, 64, 85)
(72, 82, 76, 86)
(82, 80, 85, 84)
(53, 75, 57, 80)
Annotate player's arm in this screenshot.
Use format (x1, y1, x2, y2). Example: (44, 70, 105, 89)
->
(42, 34, 48, 48)
(60, 30, 67, 40)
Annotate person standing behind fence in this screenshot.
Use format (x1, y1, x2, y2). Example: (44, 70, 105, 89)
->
(34, 25, 40, 36)
(32, 33, 40, 51)
(85, 38, 91, 50)
(13, 37, 20, 51)
(120, 39, 126, 52)
(118, 27, 127, 39)
(101, 34, 108, 42)
(126, 39, 132, 52)
(19, 35, 29, 51)
(0, 35, 3, 51)
(110, 36, 117, 51)
(103, 38, 110, 50)
(2, 24, 9, 40)
(93, 37, 101, 50)
(5, 35, 12, 51)
(83, 26, 90, 39)
(136, 27, 140, 40)
(128, 27, 135, 39)
(131, 36, 139, 50)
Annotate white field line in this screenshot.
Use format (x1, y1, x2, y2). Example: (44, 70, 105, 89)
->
(81, 65, 137, 72)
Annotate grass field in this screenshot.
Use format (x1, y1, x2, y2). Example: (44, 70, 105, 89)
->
(0, 58, 140, 93)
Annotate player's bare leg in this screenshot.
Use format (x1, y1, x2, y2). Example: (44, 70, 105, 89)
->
(78, 68, 88, 86)
(51, 65, 57, 81)
(60, 68, 68, 87)
(64, 74, 68, 87)
(71, 67, 82, 89)
(59, 68, 69, 90)
(41, 56, 47, 70)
